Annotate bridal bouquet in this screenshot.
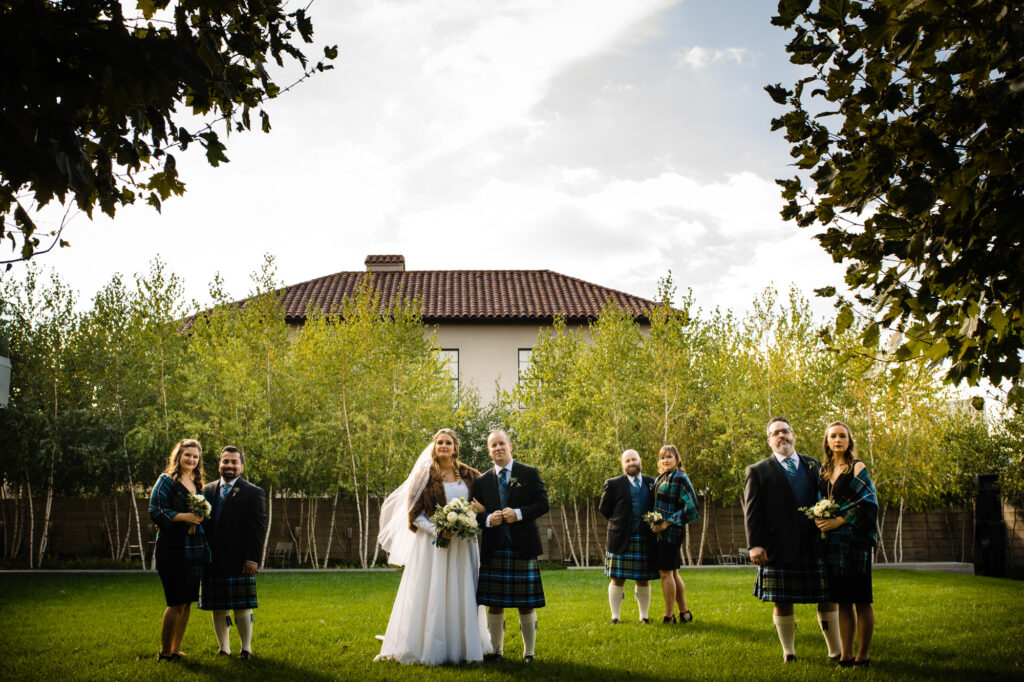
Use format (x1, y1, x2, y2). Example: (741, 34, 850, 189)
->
(643, 510, 664, 540)
(798, 498, 841, 539)
(187, 493, 212, 535)
(430, 497, 481, 548)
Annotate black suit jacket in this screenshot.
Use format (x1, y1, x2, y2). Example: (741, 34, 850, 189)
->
(475, 461, 550, 563)
(202, 477, 267, 577)
(743, 454, 821, 566)
(599, 474, 655, 555)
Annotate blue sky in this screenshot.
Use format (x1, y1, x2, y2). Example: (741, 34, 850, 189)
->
(11, 0, 847, 317)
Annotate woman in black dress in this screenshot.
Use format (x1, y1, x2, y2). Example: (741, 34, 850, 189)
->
(814, 422, 878, 668)
(649, 445, 701, 623)
(149, 439, 210, 661)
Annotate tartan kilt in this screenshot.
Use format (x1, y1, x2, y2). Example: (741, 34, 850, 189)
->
(753, 553, 828, 604)
(477, 547, 545, 608)
(605, 531, 657, 580)
(198, 575, 258, 610)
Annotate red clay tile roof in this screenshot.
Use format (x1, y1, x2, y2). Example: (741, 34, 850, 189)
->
(276, 270, 659, 324)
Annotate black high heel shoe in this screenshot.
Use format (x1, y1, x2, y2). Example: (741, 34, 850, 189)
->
(662, 614, 676, 623)
(680, 610, 693, 623)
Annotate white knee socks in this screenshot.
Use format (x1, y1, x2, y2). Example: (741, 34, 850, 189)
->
(635, 585, 651, 620)
(773, 613, 797, 657)
(818, 609, 841, 658)
(486, 611, 504, 655)
(213, 610, 231, 653)
(608, 583, 625, 620)
(519, 611, 537, 658)
(235, 609, 253, 653)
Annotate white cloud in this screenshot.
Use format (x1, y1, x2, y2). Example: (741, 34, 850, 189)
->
(673, 46, 747, 71)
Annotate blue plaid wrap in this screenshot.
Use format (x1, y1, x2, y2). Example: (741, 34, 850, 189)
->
(477, 547, 545, 608)
(652, 470, 700, 545)
(822, 467, 879, 576)
(605, 531, 657, 580)
(149, 473, 211, 578)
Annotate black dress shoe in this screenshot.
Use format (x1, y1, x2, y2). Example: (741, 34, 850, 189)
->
(218, 650, 230, 656)
(610, 618, 620, 625)
(483, 653, 504, 662)
(157, 652, 175, 662)
(828, 654, 840, 662)
(784, 654, 797, 663)
(679, 610, 693, 623)
(853, 659, 871, 667)
(239, 650, 253, 660)
(837, 658, 855, 668)
(523, 655, 535, 662)
(640, 618, 650, 624)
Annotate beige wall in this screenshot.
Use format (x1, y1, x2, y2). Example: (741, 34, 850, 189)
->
(433, 322, 549, 402)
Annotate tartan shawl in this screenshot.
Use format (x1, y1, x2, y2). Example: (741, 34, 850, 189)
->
(149, 473, 211, 575)
(653, 470, 701, 545)
(824, 467, 878, 574)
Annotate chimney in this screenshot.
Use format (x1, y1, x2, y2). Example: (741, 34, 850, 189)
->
(364, 254, 406, 272)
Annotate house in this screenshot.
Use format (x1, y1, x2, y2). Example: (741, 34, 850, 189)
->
(274, 255, 661, 401)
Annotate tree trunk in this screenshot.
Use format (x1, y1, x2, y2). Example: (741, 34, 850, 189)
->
(684, 522, 693, 566)
(696, 494, 710, 566)
(370, 498, 382, 568)
(120, 434, 145, 571)
(261, 488, 273, 569)
(26, 471, 35, 569)
(37, 445, 56, 565)
(341, 394, 366, 569)
(572, 499, 585, 567)
(307, 497, 320, 569)
(322, 488, 340, 569)
(101, 497, 116, 560)
(0, 485, 8, 558)
(299, 495, 310, 564)
(560, 505, 579, 566)
(875, 502, 889, 563)
(894, 496, 905, 563)
(584, 498, 591, 567)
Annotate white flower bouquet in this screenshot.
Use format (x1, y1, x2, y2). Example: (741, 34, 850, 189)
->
(798, 498, 841, 539)
(187, 493, 212, 535)
(429, 497, 481, 548)
(643, 510, 665, 540)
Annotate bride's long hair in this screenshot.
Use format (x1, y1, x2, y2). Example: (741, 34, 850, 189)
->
(428, 428, 461, 482)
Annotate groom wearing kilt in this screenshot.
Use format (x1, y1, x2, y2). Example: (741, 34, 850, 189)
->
(599, 449, 657, 624)
(199, 446, 266, 659)
(745, 418, 840, 663)
(474, 430, 550, 662)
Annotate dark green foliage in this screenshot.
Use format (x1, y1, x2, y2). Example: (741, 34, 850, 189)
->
(0, 1, 336, 263)
(769, 0, 1024, 404)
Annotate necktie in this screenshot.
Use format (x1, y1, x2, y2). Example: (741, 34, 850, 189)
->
(633, 478, 640, 489)
(499, 468, 509, 486)
(219, 483, 232, 503)
(783, 457, 798, 480)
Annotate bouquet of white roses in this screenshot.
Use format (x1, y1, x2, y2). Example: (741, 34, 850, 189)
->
(429, 497, 481, 548)
(643, 510, 665, 540)
(798, 498, 841, 539)
(187, 493, 212, 535)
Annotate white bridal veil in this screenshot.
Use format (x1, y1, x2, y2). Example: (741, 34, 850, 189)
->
(376, 442, 434, 566)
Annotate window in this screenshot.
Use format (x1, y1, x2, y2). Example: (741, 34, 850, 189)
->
(518, 348, 533, 383)
(440, 348, 459, 393)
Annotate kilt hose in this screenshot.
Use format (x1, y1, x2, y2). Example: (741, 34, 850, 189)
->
(477, 547, 546, 609)
(605, 531, 658, 580)
(199, 574, 258, 611)
(753, 550, 828, 604)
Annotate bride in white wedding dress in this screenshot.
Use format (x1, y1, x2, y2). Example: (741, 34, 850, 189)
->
(374, 428, 492, 665)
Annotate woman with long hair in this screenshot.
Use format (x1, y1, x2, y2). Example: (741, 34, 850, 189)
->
(375, 428, 491, 664)
(649, 445, 701, 623)
(148, 438, 211, 661)
(814, 422, 878, 668)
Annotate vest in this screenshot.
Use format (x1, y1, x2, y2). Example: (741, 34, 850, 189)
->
(629, 477, 648, 533)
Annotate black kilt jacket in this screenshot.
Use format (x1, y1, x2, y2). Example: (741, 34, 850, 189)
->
(743, 454, 822, 566)
(599, 474, 655, 555)
(475, 461, 550, 563)
(202, 477, 267, 577)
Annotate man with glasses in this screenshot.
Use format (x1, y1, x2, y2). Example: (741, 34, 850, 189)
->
(744, 417, 840, 663)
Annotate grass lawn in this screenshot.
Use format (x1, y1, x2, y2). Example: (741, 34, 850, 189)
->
(0, 568, 1021, 681)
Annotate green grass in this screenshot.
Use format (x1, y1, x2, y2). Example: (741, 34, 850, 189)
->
(0, 569, 1021, 681)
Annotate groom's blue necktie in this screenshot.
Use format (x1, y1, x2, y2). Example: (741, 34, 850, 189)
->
(782, 457, 798, 481)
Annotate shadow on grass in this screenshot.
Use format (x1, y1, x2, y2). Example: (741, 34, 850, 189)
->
(155, 654, 338, 682)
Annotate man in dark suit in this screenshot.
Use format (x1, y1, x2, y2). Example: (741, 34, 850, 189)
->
(198, 446, 266, 659)
(745, 417, 840, 663)
(599, 449, 656, 624)
(473, 429, 549, 662)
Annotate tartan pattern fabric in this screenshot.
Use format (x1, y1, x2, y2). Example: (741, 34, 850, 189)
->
(604, 531, 657, 580)
(822, 466, 879, 576)
(477, 547, 545, 608)
(652, 470, 700, 545)
(753, 551, 829, 603)
(198, 574, 258, 610)
(149, 473, 211, 578)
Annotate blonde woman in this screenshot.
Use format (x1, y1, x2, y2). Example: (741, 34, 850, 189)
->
(149, 439, 211, 661)
(814, 422, 878, 668)
(649, 445, 700, 623)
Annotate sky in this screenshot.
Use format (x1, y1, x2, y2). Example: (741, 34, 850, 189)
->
(8, 0, 849, 319)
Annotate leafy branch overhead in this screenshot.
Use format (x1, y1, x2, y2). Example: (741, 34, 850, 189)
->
(768, 0, 1024, 404)
(0, 0, 337, 263)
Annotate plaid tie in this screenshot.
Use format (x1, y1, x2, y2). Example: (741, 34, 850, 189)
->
(219, 483, 231, 503)
(633, 478, 640, 489)
(499, 468, 509, 486)
(783, 457, 798, 481)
